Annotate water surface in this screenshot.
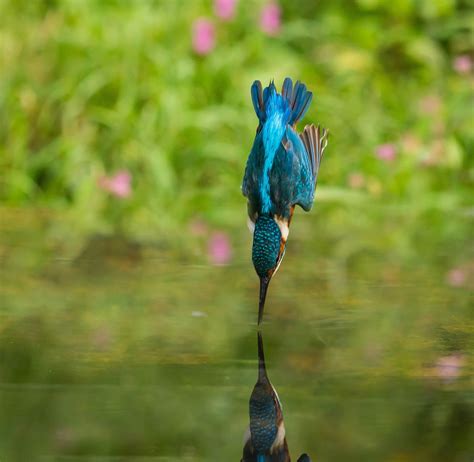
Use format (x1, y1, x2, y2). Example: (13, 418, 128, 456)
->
(0, 215, 472, 461)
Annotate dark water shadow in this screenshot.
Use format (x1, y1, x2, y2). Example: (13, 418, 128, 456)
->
(241, 332, 311, 462)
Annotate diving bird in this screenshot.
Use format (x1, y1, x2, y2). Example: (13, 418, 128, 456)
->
(242, 78, 328, 323)
(241, 332, 312, 462)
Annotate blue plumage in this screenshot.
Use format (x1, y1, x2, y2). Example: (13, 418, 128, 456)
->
(242, 77, 328, 324)
(261, 87, 291, 214)
(252, 216, 281, 278)
(249, 384, 279, 451)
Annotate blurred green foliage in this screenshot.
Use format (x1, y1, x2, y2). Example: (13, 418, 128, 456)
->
(1, 0, 472, 244)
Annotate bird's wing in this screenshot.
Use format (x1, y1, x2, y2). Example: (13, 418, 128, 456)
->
(299, 124, 327, 186)
(268, 125, 318, 216)
(296, 124, 328, 210)
(242, 133, 264, 222)
(244, 125, 327, 218)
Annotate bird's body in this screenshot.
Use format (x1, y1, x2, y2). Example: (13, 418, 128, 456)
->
(241, 333, 312, 462)
(242, 78, 328, 323)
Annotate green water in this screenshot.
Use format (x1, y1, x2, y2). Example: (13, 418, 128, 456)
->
(0, 212, 472, 462)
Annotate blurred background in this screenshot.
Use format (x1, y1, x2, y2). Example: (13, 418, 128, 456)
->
(0, 0, 473, 461)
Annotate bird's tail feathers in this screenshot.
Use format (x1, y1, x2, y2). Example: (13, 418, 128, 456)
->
(251, 80, 265, 122)
(299, 124, 328, 180)
(281, 77, 313, 126)
(251, 80, 278, 122)
(252, 78, 312, 126)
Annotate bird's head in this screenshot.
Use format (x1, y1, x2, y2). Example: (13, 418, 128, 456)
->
(252, 215, 286, 323)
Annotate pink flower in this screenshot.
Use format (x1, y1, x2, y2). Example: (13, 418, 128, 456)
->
(418, 95, 441, 114)
(435, 354, 465, 382)
(347, 172, 365, 189)
(99, 170, 132, 198)
(208, 232, 232, 265)
(192, 18, 215, 55)
(214, 0, 237, 20)
(375, 143, 396, 162)
(446, 267, 467, 287)
(401, 133, 422, 155)
(453, 55, 472, 74)
(260, 2, 281, 36)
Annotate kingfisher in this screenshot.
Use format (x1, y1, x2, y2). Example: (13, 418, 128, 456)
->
(241, 332, 312, 462)
(242, 78, 328, 324)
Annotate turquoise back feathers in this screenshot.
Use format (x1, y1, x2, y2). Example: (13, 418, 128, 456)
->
(260, 89, 290, 214)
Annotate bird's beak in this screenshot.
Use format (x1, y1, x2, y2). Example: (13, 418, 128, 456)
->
(258, 275, 271, 324)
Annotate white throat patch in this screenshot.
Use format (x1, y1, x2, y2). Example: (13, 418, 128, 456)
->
(274, 216, 289, 241)
(247, 217, 255, 234)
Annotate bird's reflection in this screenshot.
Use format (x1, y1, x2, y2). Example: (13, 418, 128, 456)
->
(241, 332, 311, 462)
